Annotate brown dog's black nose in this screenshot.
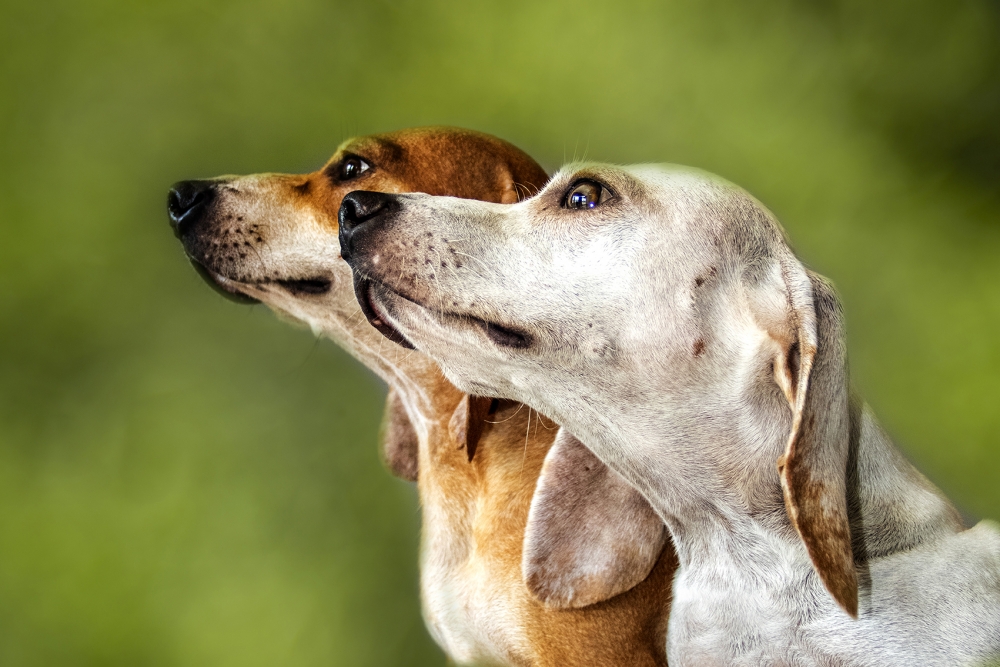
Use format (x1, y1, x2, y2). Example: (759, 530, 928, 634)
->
(339, 191, 400, 261)
(167, 180, 216, 238)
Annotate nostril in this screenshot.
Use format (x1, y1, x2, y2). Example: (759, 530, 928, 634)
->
(167, 180, 216, 237)
(338, 197, 363, 233)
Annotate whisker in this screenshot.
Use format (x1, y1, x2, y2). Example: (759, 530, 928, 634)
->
(486, 402, 525, 424)
(521, 406, 532, 480)
(449, 251, 489, 280)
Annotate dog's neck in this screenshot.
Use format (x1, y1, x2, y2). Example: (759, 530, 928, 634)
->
(562, 385, 962, 578)
(288, 295, 461, 428)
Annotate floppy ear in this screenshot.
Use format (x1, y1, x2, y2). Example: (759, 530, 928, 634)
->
(522, 427, 668, 609)
(448, 394, 494, 462)
(771, 261, 857, 617)
(496, 159, 544, 204)
(378, 388, 419, 482)
(499, 179, 519, 204)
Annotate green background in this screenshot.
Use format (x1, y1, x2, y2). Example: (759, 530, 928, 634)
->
(2, 0, 1000, 664)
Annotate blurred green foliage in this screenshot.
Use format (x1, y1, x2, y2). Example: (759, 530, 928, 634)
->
(2, 0, 1000, 664)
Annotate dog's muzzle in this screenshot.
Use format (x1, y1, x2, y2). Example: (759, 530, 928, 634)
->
(167, 180, 260, 305)
(338, 191, 415, 348)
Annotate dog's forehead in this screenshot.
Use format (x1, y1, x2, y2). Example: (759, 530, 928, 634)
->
(328, 135, 405, 167)
(541, 163, 741, 210)
(524, 163, 792, 287)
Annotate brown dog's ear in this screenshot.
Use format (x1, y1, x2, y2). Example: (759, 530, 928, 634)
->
(379, 388, 419, 482)
(522, 427, 668, 609)
(448, 395, 494, 462)
(771, 263, 857, 617)
(496, 157, 545, 205)
(499, 175, 520, 204)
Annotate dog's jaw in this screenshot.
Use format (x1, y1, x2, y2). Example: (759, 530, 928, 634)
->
(352, 277, 416, 349)
(188, 258, 261, 304)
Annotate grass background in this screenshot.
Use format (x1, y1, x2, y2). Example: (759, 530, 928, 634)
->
(2, 0, 1000, 664)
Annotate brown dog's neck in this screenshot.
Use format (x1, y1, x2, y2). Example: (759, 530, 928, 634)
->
(297, 298, 462, 424)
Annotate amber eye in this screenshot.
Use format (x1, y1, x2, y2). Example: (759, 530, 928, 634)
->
(338, 156, 370, 180)
(563, 180, 609, 209)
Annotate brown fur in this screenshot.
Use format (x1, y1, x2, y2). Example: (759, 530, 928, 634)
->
(176, 128, 675, 665)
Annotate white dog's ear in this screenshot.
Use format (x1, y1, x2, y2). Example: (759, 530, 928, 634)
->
(448, 394, 494, 462)
(769, 261, 857, 617)
(379, 388, 419, 482)
(522, 427, 668, 609)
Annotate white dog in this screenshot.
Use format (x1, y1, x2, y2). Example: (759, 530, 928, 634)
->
(339, 164, 1000, 666)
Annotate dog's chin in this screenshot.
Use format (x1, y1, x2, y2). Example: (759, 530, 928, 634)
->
(189, 259, 261, 305)
(352, 277, 416, 350)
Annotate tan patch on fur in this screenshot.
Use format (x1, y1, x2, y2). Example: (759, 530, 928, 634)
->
(435, 403, 674, 666)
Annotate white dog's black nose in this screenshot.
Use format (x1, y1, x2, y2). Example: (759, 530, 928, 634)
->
(339, 191, 399, 261)
(167, 180, 216, 238)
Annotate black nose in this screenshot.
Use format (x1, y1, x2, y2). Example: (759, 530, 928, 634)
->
(339, 190, 399, 261)
(167, 180, 216, 238)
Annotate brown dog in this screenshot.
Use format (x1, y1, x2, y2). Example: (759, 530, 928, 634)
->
(168, 127, 676, 666)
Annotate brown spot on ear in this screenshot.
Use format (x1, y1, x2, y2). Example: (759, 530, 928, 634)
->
(448, 394, 494, 462)
(379, 389, 419, 481)
(692, 339, 705, 357)
(787, 341, 801, 391)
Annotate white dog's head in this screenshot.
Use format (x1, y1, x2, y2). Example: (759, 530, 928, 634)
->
(340, 163, 859, 616)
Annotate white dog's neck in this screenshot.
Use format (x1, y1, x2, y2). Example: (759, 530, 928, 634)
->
(568, 385, 962, 593)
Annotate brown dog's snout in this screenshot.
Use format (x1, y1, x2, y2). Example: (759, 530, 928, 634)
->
(338, 190, 399, 262)
(167, 180, 216, 238)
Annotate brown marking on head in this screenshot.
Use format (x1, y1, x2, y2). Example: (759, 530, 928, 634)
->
(176, 127, 548, 316)
(307, 127, 549, 228)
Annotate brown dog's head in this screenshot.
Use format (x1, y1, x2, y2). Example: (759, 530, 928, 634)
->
(168, 127, 546, 330)
(168, 127, 548, 479)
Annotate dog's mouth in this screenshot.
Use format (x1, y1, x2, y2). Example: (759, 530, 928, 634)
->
(352, 277, 416, 349)
(189, 259, 260, 305)
(353, 276, 533, 352)
(189, 259, 334, 304)
(273, 277, 333, 296)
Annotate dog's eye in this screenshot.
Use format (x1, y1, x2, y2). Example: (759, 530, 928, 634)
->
(563, 180, 611, 210)
(338, 156, 370, 181)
